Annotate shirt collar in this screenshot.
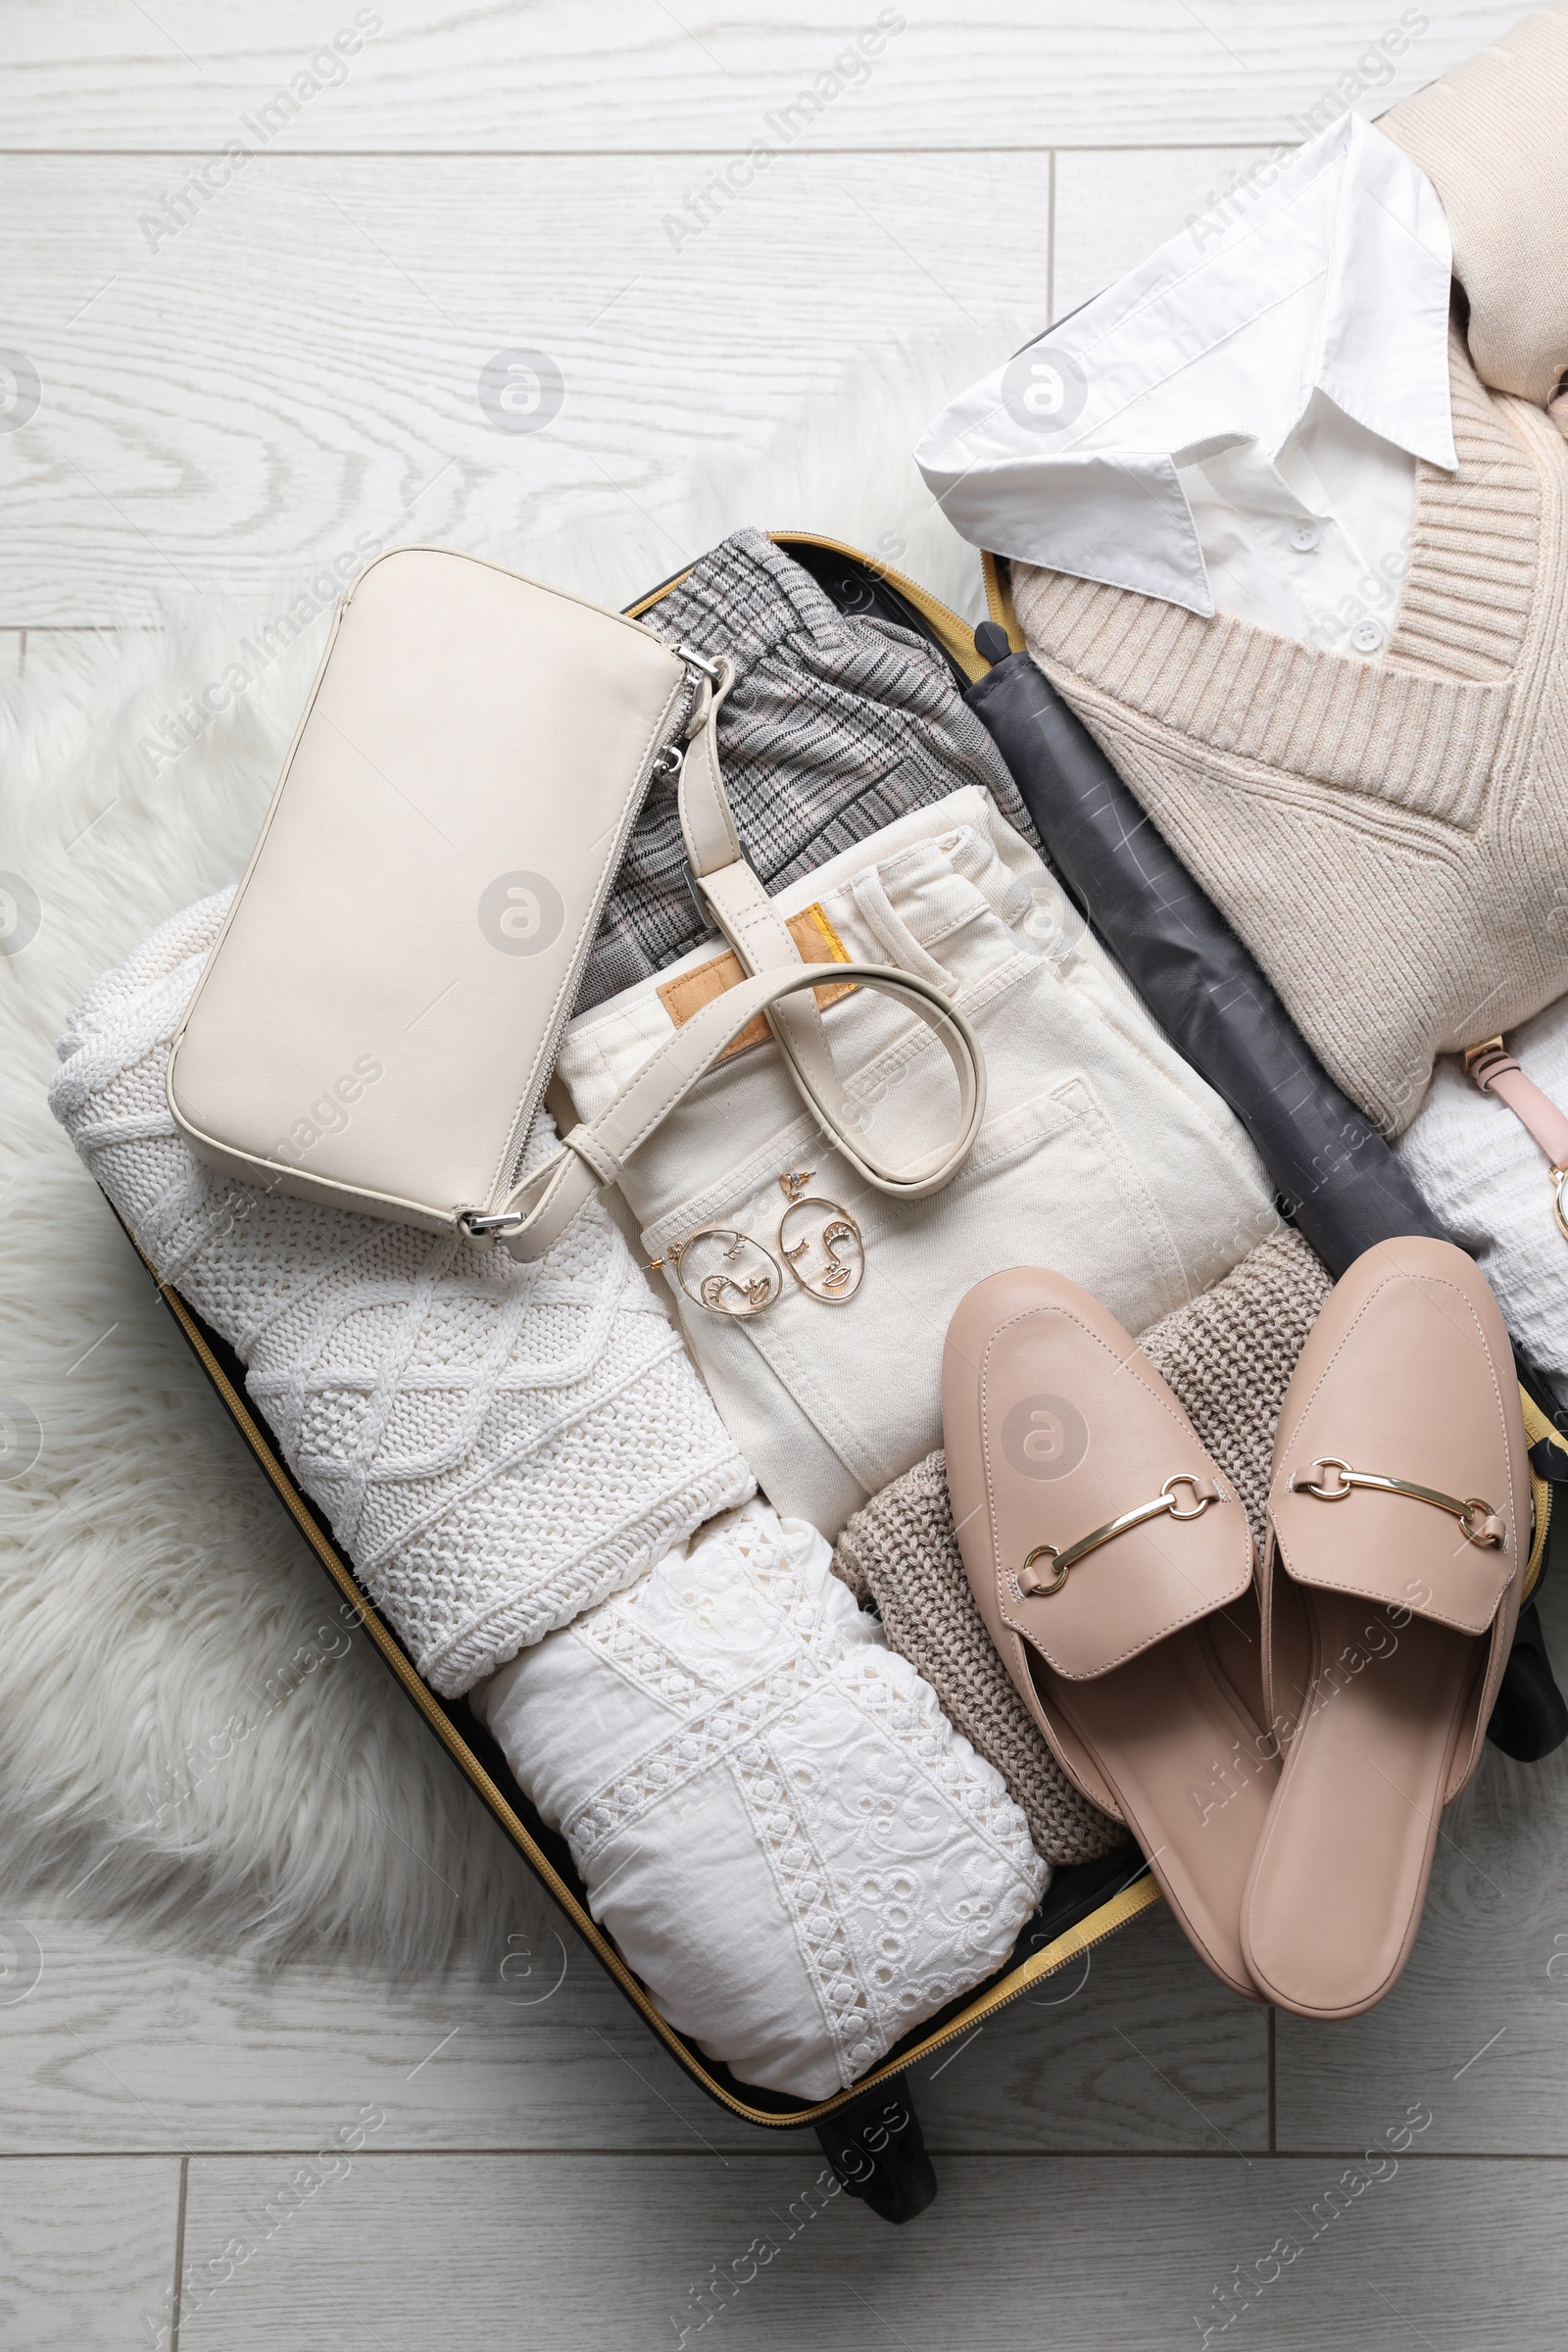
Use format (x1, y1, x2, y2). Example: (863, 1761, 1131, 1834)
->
(915, 114, 1456, 615)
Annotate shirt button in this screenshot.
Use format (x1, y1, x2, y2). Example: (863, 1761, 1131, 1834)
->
(1289, 519, 1322, 553)
(1350, 618, 1386, 653)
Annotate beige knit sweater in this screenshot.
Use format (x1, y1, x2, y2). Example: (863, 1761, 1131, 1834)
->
(1012, 19, 1568, 1139)
(1384, 10, 1568, 418)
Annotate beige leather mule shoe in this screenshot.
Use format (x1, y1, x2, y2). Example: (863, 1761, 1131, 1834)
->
(944, 1267, 1275, 2000)
(1242, 1237, 1529, 2021)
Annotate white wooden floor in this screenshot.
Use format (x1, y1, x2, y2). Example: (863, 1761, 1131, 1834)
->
(5, 5, 1568, 2344)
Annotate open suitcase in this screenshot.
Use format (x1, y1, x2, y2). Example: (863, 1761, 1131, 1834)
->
(96, 533, 1568, 2226)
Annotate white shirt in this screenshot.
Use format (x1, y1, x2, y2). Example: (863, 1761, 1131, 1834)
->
(916, 115, 1457, 659)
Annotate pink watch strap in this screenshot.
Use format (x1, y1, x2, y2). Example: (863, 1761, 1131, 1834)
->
(1465, 1038, 1568, 1175)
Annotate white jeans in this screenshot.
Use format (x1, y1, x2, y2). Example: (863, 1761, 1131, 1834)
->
(559, 788, 1281, 1535)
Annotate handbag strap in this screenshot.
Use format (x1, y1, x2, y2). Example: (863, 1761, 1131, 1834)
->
(484, 653, 988, 1262)
(1465, 1038, 1568, 1169)
(1465, 1036, 1568, 1244)
(676, 657, 851, 1132)
(490, 958, 986, 1261)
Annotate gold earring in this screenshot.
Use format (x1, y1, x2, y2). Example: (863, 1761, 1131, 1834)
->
(776, 1169, 865, 1304)
(663, 1224, 783, 1319)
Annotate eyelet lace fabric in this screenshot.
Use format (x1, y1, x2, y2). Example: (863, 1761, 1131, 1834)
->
(475, 1500, 1048, 2099)
(47, 893, 755, 1694)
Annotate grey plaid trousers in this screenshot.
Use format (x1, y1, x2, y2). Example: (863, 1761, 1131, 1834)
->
(576, 528, 1037, 1011)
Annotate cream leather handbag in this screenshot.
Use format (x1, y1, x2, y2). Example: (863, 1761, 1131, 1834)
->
(168, 545, 985, 1256)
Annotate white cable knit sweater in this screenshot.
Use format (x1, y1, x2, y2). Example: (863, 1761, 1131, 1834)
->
(48, 894, 755, 1694)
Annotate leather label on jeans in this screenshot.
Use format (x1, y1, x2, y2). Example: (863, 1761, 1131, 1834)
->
(657, 903, 855, 1061)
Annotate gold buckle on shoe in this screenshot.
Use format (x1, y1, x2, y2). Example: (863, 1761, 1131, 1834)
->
(1288, 1457, 1505, 1548)
(1016, 1472, 1220, 1599)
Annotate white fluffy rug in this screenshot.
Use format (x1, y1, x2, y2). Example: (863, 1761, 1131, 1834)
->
(0, 331, 999, 1978)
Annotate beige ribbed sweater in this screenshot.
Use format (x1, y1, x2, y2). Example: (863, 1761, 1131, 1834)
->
(1012, 17, 1568, 1138)
(1384, 10, 1568, 417)
(1014, 333, 1568, 1137)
